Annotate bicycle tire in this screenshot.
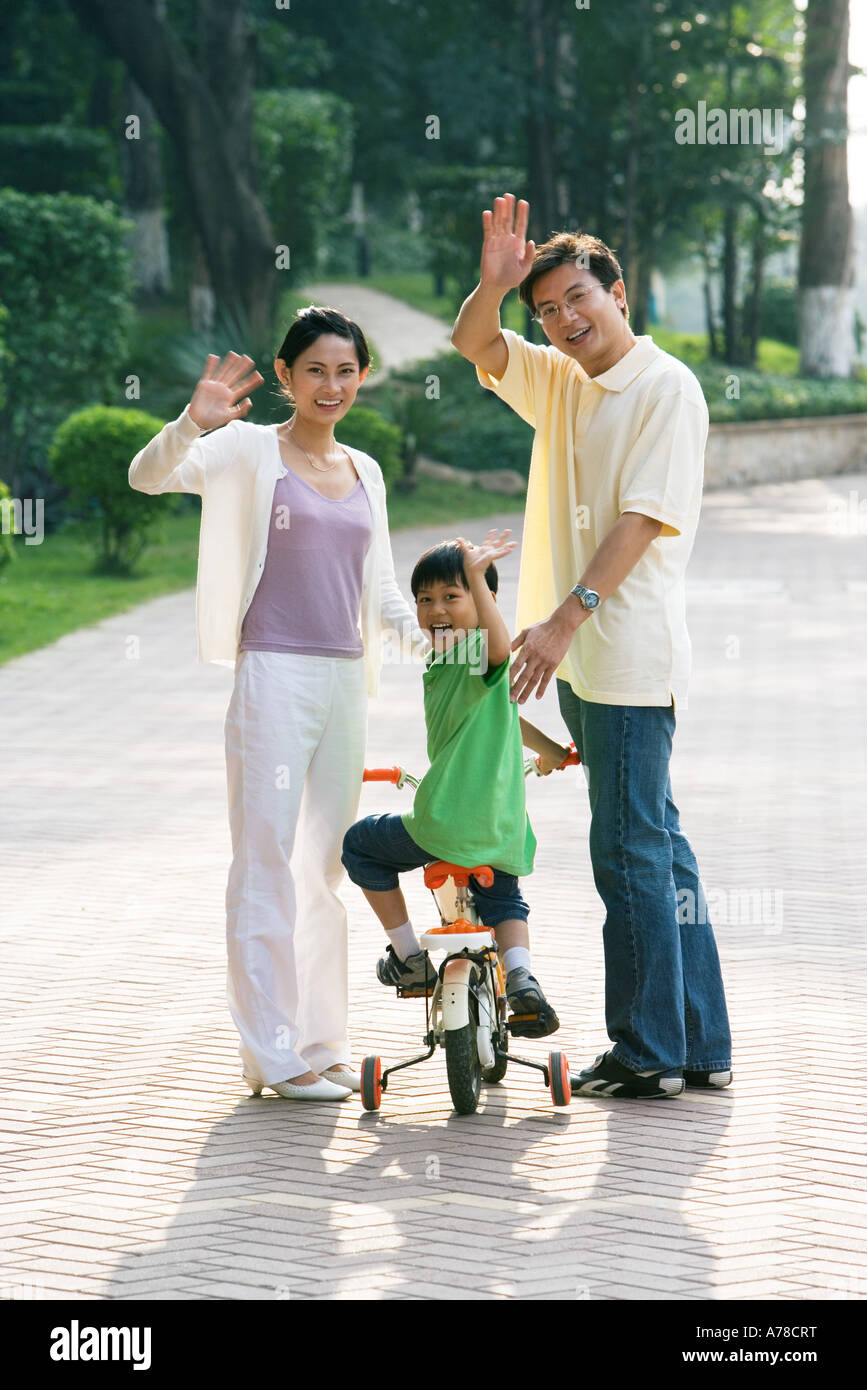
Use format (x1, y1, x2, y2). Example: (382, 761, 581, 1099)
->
(445, 1021, 482, 1114)
(481, 969, 508, 1083)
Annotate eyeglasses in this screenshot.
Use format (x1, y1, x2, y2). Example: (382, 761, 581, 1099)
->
(533, 283, 604, 324)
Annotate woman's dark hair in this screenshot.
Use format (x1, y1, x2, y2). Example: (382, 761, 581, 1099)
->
(411, 541, 498, 599)
(275, 305, 371, 403)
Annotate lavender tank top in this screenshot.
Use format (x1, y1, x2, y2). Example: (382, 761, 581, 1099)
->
(239, 463, 373, 658)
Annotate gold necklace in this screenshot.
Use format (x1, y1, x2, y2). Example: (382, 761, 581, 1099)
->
(286, 420, 347, 473)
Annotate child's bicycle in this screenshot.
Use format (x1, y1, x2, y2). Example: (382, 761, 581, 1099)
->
(359, 745, 580, 1115)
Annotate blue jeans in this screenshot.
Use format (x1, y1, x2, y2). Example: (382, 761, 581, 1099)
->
(557, 679, 731, 1075)
(341, 813, 530, 927)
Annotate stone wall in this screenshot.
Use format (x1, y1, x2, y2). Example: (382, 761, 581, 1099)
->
(416, 414, 867, 495)
(704, 414, 867, 489)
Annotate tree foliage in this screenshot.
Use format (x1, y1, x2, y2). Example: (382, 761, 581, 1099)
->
(0, 190, 133, 503)
(254, 88, 353, 282)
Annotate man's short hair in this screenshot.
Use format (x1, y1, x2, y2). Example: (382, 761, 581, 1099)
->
(518, 231, 629, 321)
(411, 541, 498, 599)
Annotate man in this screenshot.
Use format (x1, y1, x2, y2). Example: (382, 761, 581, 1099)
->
(451, 193, 731, 1099)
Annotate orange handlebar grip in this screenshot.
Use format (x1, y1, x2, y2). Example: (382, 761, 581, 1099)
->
(362, 766, 403, 783)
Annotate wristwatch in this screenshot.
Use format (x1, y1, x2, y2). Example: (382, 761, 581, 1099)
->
(570, 582, 601, 611)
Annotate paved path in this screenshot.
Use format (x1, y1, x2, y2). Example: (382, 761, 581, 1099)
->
(298, 282, 453, 375)
(1, 471, 865, 1301)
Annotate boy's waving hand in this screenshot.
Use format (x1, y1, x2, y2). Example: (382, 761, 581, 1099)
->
(456, 530, 517, 670)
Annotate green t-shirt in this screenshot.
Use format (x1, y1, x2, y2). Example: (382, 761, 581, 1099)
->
(401, 627, 536, 877)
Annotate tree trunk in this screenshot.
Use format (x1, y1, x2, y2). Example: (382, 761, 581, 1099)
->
(703, 257, 719, 360)
(631, 248, 650, 336)
(525, 0, 559, 247)
(722, 200, 739, 363)
(554, 26, 576, 227)
(349, 182, 370, 279)
(620, 3, 651, 293)
(744, 209, 766, 368)
(189, 239, 216, 334)
(798, 0, 855, 377)
(120, 76, 171, 297)
(621, 92, 641, 293)
(69, 0, 276, 343)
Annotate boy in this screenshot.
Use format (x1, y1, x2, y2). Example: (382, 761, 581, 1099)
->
(341, 529, 570, 1036)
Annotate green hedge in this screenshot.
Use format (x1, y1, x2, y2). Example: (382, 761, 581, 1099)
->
(697, 365, 867, 423)
(49, 406, 175, 574)
(337, 405, 403, 488)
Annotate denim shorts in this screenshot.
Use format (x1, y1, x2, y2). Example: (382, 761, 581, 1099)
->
(341, 812, 529, 927)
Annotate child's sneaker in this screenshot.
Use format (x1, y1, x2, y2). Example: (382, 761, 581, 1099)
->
(505, 967, 560, 1038)
(376, 944, 437, 995)
(571, 1050, 685, 1099)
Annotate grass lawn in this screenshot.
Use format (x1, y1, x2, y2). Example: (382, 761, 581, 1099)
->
(0, 480, 523, 667)
(650, 327, 799, 375)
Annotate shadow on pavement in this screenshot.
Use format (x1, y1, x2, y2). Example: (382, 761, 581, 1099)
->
(104, 1078, 733, 1300)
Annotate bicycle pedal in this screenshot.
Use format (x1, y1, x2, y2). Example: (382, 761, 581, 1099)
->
(507, 1009, 560, 1039)
(396, 986, 435, 999)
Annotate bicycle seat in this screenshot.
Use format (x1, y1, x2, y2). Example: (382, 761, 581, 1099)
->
(419, 918, 495, 954)
(424, 861, 495, 890)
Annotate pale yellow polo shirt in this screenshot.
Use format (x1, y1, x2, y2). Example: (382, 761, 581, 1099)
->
(476, 330, 708, 708)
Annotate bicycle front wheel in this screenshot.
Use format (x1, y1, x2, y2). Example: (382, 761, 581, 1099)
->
(444, 1019, 482, 1115)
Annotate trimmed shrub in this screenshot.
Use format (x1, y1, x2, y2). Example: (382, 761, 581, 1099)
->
(49, 406, 173, 574)
(337, 406, 403, 488)
(698, 366, 867, 423)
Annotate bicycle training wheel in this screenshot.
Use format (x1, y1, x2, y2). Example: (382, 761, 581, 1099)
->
(548, 1050, 572, 1107)
(360, 1054, 382, 1111)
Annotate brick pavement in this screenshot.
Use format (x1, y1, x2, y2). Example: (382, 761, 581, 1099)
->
(1, 471, 865, 1301)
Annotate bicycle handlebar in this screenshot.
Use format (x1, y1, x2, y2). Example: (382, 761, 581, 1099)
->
(363, 743, 580, 788)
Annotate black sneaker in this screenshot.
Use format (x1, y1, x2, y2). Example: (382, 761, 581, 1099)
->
(376, 945, 437, 994)
(571, 1050, 685, 1099)
(505, 967, 560, 1038)
(684, 1068, 733, 1088)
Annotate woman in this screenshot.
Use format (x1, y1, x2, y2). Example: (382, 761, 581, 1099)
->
(129, 306, 423, 1101)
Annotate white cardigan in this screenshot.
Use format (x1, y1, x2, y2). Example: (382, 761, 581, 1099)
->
(128, 405, 424, 695)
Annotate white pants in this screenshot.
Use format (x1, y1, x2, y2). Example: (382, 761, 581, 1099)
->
(224, 649, 367, 1084)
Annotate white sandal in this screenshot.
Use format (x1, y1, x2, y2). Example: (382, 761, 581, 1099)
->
(244, 1074, 351, 1101)
(320, 1066, 361, 1092)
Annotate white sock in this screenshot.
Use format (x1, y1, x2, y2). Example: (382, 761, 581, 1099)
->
(386, 920, 421, 961)
(502, 945, 532, 974)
